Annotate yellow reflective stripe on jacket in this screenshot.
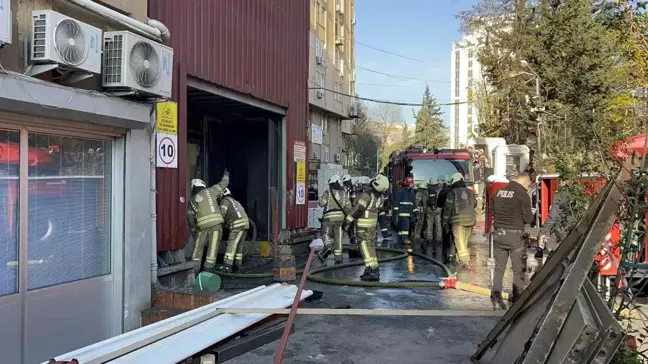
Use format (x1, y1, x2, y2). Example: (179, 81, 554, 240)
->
(398, 213, 410, 217)
(323, 211, 345, 218)
(399, 201, 413, 205)
(230, 218, 249, 229)
(197, 214, 224, 228)
(356, 217, 377, 228)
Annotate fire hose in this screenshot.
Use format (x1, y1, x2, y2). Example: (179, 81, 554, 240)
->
(216, 244, 510, 300)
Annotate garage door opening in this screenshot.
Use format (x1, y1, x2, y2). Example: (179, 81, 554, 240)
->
(187, 86, 283, 242)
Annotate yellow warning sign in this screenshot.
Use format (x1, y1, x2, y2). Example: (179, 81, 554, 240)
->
(156, 101, 178, 135)
(296, 162, 306, 183)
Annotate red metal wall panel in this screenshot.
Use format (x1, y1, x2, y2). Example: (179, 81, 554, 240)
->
(150, 0, 309, 252)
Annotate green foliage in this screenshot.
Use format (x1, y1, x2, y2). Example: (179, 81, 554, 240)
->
(345, 102, 380, 176)
(412, 85, 449, 148)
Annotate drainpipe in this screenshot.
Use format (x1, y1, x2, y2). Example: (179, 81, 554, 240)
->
(63, 0, 170, 43)
(150, 116, 158, 284)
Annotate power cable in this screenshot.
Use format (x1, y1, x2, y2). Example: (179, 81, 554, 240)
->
(308, 85, 477, 107)
(356, 64, 449, 84)
(356, 41, 425, 63)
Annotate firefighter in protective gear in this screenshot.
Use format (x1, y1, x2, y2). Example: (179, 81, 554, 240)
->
(378, 190, 392, 240)
(413, 181, 428, 241)
(188, 170, 230, 271)
(442, 172, 476, 266)
(394, 177, 416, 245)
(218, 188, 249, 273)
(318, 175, 352, 263)
(349, 173, 390, 281)
(425, 177, 444, 260)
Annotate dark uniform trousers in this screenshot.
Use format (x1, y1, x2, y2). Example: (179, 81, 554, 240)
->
(493, 229, 526, 296)
(425, 208, 443, 260)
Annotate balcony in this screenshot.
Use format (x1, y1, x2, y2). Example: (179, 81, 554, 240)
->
(341, 119, 355, 135)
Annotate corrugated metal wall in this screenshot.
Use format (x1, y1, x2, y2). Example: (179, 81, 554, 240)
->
(149, 0, 309, 252)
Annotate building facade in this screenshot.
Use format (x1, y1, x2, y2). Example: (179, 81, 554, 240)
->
(308, 0, 357, 172)
(0, 0, 157, 362)
(149, 0, 310, 256)
(450, 33, 483, 148)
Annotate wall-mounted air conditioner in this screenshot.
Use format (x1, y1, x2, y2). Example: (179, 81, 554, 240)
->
(335, 36, 343, 46)
(334, 153, 341, 162)
(316, 55, 323, 65)
(0, 0, 11, 44)
(30, 10, 102, 80)
(316, 90, 324, 98)
(313, 151, 320, 159)
(103, 31, 174, 99)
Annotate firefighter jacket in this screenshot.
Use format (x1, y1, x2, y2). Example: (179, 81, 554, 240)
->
(427, 183, 442, 210)
(394, 187, 416, 218)
(189, 173, 230, 230)
(220, 196, 249, 230)
(437, 185, 452, 209)
(318, 187, 351, 222)
(350, 190, 387, 229)
(488, 180, 534, 230)
(442, 180, 477, 227)
(414, 186, 428, 215)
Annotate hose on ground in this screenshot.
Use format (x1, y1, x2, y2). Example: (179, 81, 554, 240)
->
(217, 245, 451, 288)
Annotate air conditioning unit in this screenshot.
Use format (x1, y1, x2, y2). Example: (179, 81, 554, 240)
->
(30, 10, 102, 75)
(316, 55, 323, 65)
(0, 0, 11, 44)
(103, 31, 174, 99)
(313, 151, 320, 160)
(336, 4, 344, 14)
(348, 105, 359, 118)
(316, 90, 324, 98)
(350, 70, 356, 82)
(335, 36, 343, 46)
(334, 153, 341, 162)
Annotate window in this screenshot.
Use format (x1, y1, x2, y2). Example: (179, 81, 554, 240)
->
(454, 83, 460, 98)
(324, 146, 330, 162)
(27, 133, 112, 290)
(316, 37, 322, 58)
(469, 50, 474, 58)
(322, 115, 329, 135)
(0, 130, 19, 297)
(455, 50, 460, 62)
(410, 159, 473, 184)
(334, 82, 342, 102)
(505, 154, 522, 176)
(468, 60, 473, 68)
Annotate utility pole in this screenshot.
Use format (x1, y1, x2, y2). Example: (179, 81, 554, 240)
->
(534, 76, 544, 172)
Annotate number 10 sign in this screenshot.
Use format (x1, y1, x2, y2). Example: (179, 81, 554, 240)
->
(156, 133, 178, 168)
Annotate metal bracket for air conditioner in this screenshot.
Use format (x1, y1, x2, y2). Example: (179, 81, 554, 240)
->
(472, 170, 628, 364)
(25, 63, 93, 85)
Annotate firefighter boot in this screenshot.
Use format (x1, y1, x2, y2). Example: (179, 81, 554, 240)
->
(490, 291, 508, 311)
(317, 246, 332, 263)
(360, 266, 380, 282)
(511, 286, 522, 304)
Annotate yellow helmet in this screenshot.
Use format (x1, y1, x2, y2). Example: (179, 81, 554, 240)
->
(371, 173, 389, 192)
(417, 181, 427, 189)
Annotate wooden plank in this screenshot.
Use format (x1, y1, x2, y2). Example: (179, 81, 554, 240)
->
(216, 308, 505, 317)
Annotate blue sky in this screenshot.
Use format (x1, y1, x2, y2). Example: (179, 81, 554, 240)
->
(354, 0, 478, 127)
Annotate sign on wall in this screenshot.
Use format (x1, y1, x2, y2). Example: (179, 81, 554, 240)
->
(311, 124, 323, 145)
(294, 141, 306, 162)
(156, 101, 178, 168)
(296, 161, 306, 205)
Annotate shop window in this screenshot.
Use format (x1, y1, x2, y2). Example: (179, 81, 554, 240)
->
(0, 130, 20, 297)
(27, 133, 112, 290)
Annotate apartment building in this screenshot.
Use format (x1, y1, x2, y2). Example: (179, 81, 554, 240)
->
(309, 0, 357, 169)
(450, 32, 483, 148)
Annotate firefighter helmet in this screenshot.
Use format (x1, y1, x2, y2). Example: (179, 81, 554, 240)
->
(404, 177, 414, 187)
(191, 179, 207, 189)
(417, 181, 427, 189)
(450, 172, 464, 185)
(328, 175, 342, 187)
(371, 174, 389, 192)
(222, 188, 231, 196)
(429, 177, 438, 185)
(342, 174, 352, 185)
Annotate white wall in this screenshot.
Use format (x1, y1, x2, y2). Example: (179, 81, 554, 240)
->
(450, 33, 483, 148)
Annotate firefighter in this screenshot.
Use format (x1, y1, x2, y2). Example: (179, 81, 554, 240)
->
(378, 188, 392, 241)
(394, 177, 416, 245)
(348, 173, 390, 281)
(442, 172, 477, 266)
(425, 177, 444, 260)
(218, 188, 249, 273)
(187, 170, 230, 271)
(489, 172, 534, 309)
(413, 181, 428, 242)
(317, 175, 351, 263)
(342, 173, 353, 196)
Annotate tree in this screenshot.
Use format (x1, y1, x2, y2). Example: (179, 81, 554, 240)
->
(412, 85, 448, 148)
(369, 103, 405, 153)
(345, 102, 380, 176)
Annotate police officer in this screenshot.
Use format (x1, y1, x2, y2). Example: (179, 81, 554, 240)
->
(442, 173, 477, 266)
(394, 177, 416, 245)
(187, 170, 230, 271)
(348, 173, 390, 281)
(425, 177, 443, 260)
(413, 181, 428, 242)
(318, 175, 352, 263)
(489, 172, 535, 309)
(218, 188, 249, 273)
